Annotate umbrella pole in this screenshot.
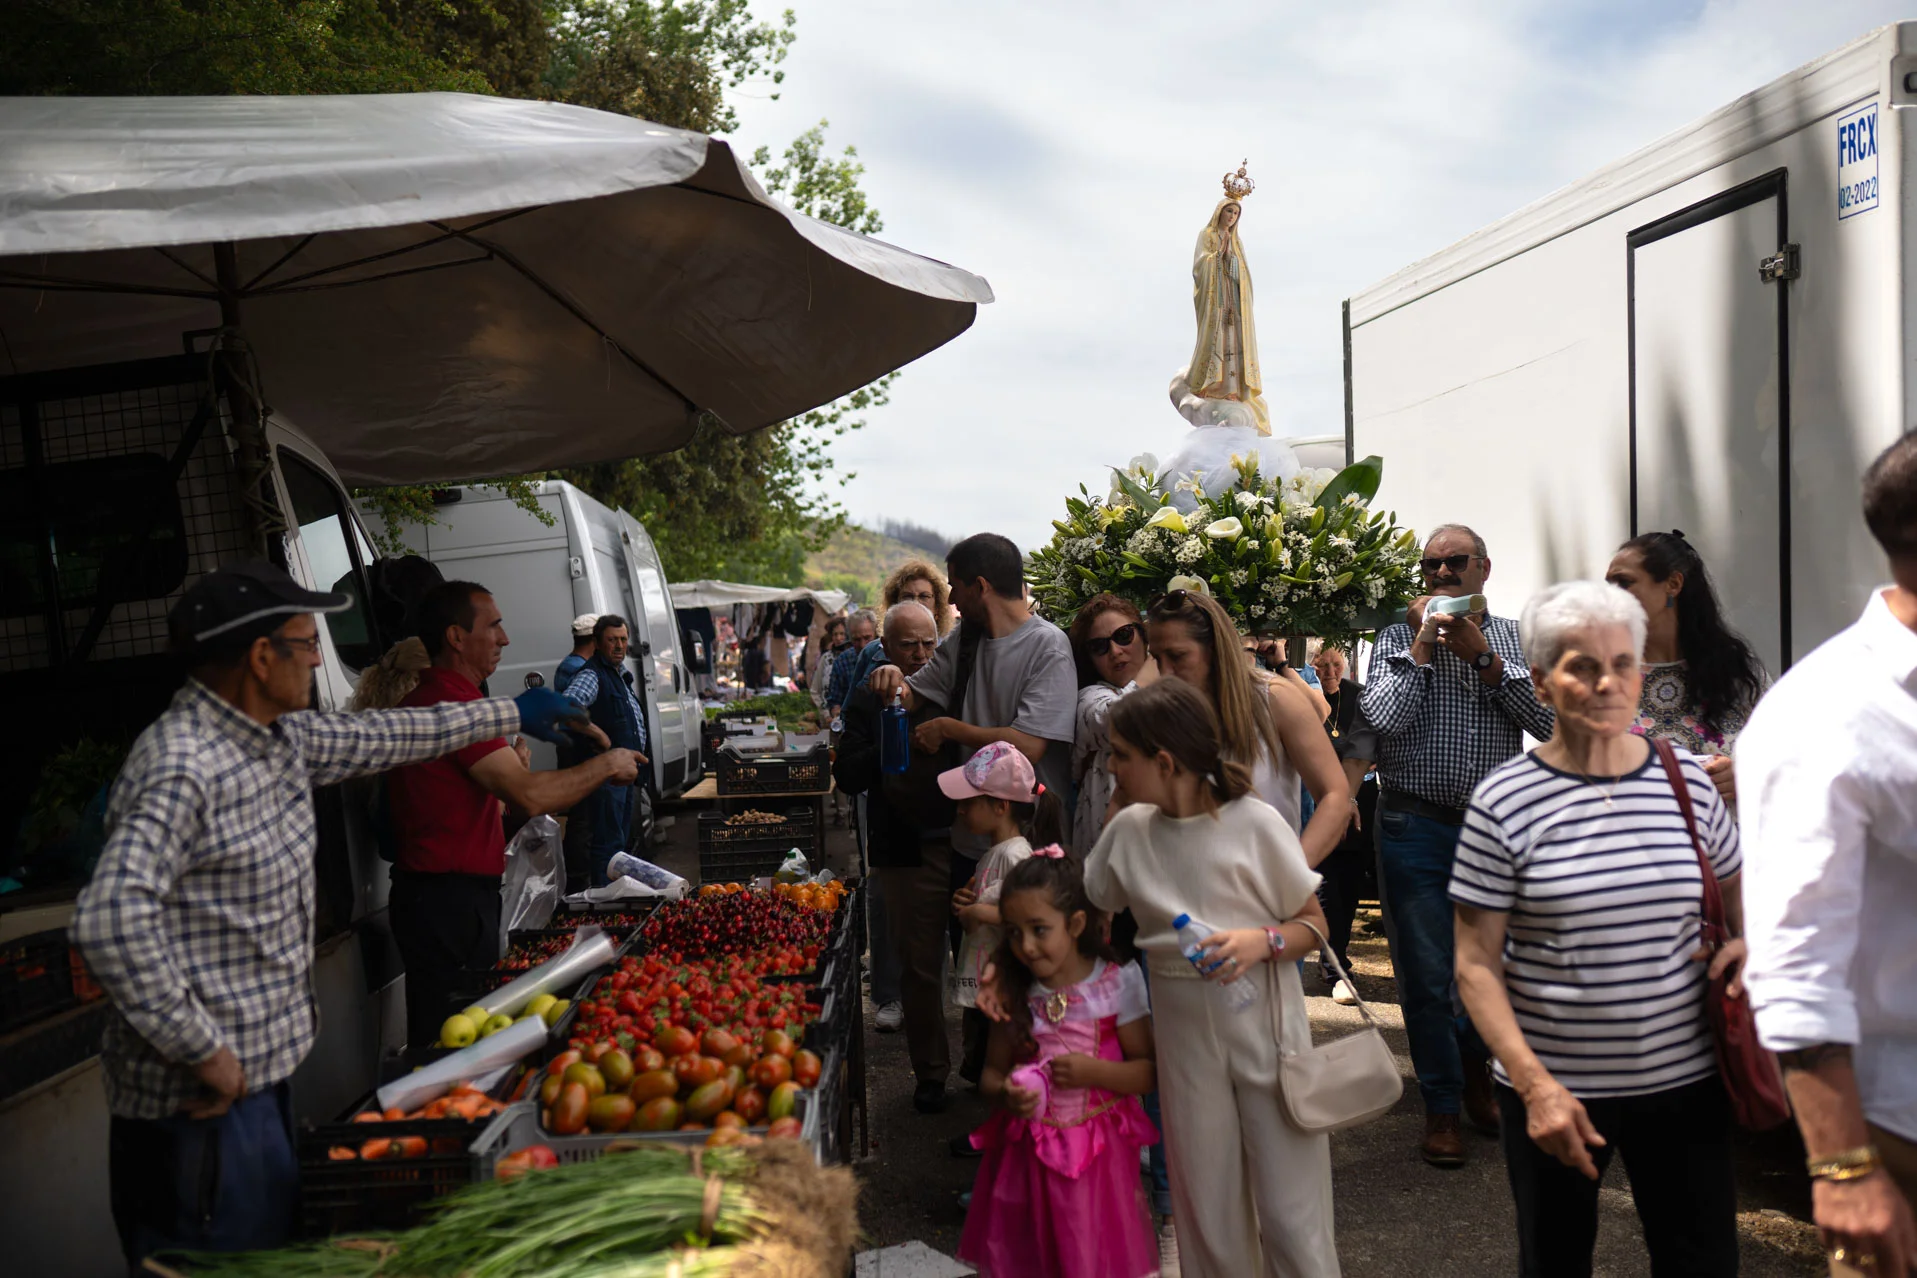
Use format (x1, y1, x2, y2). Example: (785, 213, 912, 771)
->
(214, 242, 282, 556)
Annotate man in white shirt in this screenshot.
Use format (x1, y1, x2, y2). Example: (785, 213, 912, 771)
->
(1739, 429, 1917, 1277)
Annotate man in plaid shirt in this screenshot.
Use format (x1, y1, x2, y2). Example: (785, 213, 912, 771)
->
(1362, 524, 1555, 1169)
(71, 561, 599, 1267)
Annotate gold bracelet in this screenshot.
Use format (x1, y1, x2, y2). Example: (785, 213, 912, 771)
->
(1807, 1145, 1881, 1181)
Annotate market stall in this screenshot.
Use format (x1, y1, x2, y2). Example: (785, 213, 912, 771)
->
(670, 582, 850, 699)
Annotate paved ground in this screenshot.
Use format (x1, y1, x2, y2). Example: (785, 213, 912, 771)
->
(654, 796, 1826, 1276)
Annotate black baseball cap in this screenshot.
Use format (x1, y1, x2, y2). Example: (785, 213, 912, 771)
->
(171, 559, 352, 644)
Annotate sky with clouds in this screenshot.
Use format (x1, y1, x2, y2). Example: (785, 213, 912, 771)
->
(727, 0, 1908, 557)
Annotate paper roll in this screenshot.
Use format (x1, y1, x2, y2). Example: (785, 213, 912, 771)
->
(377, 1015, 547, 1113)
(472, 927, 617, 1020)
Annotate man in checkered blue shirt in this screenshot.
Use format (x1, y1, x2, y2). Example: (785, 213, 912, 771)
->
(71, 561, 599, 1268)
(1361, 524, 1555, 1169)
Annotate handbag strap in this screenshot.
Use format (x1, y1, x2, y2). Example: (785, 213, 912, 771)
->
(1287, 916, 1390, 1033)
(1650, 738, 1727, 936)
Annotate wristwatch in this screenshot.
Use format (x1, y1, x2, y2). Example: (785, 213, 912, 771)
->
(1473, 651, 1496, 671)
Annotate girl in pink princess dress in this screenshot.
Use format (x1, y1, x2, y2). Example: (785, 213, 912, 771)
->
(957, 851, 1161, 1278)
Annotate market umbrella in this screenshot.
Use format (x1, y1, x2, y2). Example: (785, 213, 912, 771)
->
(0, 93, 993, 486)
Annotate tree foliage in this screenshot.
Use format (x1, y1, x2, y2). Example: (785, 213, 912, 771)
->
(7, 1, 893, 589)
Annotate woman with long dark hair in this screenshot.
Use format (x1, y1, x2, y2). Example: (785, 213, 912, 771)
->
(1605, 531, 1766, 802)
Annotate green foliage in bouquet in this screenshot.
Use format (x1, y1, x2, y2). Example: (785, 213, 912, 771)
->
(1027, 453, 1422, 639)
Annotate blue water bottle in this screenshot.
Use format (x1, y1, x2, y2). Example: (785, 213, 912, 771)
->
(881, 689, 911, 774)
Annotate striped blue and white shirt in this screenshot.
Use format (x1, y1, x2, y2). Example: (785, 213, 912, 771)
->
(1450, 748, 1740, 1099)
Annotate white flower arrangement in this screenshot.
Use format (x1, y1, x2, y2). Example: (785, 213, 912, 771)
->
(1028, 453, 1422, 638)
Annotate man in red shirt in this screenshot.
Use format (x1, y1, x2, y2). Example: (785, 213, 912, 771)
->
(388, 581, 644, 1047)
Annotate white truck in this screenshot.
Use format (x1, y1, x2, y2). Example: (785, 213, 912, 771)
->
(360, 480, 705, 796)
(1345, 23, 1917, 671)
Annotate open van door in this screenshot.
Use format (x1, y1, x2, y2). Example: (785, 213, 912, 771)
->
(619, 514, 697, 794)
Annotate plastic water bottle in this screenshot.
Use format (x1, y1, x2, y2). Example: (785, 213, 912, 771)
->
(880, 689, 910, 774)
(1174, 913, 1256, 1011)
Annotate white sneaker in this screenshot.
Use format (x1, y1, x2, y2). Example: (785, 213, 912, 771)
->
(1157, 1218, 1181, 1278)
(875, 1001, 904, 1032)
(1332, 979, 1358, 1006)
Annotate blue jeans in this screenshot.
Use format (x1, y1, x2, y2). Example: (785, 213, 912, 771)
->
(109, 1084, 298, 1270)
(585, 782, 635, 886)
(1376, 804, 1483, 1113)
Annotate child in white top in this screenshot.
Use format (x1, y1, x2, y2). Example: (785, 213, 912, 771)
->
(942, 740, 1064, 1011)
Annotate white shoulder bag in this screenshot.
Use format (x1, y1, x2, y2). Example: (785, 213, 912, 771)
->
(1274, 918, 1403, 1133)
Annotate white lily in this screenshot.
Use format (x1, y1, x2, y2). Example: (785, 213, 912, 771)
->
(1166, 574, 1210, 597)
(1204, 516, 1244, 540)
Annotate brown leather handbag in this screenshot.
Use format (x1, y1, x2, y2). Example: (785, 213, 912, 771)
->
(1651, 738, 1792, 1131)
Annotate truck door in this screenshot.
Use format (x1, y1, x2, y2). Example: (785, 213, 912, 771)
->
(1628, 169, 1793, 672)
(622, 522, 688, 793)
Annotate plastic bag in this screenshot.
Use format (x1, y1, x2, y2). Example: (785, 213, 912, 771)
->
(499, 814, 562, 952)
(602, 852, 689, 897)
(774, 848, 811, 884)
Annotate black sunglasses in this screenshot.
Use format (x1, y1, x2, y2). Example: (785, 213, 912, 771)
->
(1086, 623, 1142, 658)
(1418, 553, 1480, 578)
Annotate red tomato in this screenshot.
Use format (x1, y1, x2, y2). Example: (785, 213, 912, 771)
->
(634, 1045, 665, 1072)
(733, 1084, 768, 1124)
(722, 1040, 756, 1069)
(792, 1050, 822, 1088)
(546, 1050, 582, 1078)
(548, 1082, 590, 1135)
(701, 1028, 739, 1059)
(765, 1115, 804, 1140)
(655, 1026, 698, 1057)
(760, 1029, 796, 1059)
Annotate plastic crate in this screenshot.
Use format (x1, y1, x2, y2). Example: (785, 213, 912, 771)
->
(298, 1102, 500, 1235)
(469, 1086, 823, 1179)
(715, 742, 830, 796)
(0, 929, 76, 1034)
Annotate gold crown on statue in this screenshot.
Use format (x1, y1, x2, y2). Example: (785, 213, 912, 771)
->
(1221, 160, 1256, 201)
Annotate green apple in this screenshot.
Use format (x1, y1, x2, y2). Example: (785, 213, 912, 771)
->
(541, 998, 570, 1028)
(462, 1005, 489, 1026)
(526, 993, 557, 1020)
(439, 1013, 478, 1049)
(482, 1013, 515, 1037)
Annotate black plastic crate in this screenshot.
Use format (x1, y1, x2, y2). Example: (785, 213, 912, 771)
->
(298, 1103, 492, 1236)
(715, 741, 830, 795)
(0, 929, 76, 1034)
(697, 804, 819, 847)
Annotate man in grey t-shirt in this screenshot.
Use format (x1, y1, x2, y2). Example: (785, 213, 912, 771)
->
(869, 532, 1076, 1093)
(870, 532, 1077, 855)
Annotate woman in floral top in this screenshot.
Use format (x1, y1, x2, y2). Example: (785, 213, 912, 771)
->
(1606, 530, 1767, 803)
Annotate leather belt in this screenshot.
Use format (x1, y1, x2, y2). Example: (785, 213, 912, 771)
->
(1379, 790, 1468, 826)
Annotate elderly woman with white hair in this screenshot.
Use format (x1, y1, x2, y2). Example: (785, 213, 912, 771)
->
(1450, 580, 1748, 1278)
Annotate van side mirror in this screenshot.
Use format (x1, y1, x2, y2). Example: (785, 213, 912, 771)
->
(523, 672, 544, 690)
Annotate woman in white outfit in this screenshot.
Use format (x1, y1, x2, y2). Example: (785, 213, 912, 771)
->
(1086, 678, 1341, 1277)
(1143, 588, 1347, 864)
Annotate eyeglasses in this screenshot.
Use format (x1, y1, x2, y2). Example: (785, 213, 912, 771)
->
(1418, 553, 1481, 578)
(1086, 623, 1141, 658)
(272, 634, 323, 655)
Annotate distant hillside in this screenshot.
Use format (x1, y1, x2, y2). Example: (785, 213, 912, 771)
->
(805, 524, 935, 606)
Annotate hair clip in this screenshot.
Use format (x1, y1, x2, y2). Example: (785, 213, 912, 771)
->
(1034, 782, 1046, 798)
(1032, 844, 1066, 859)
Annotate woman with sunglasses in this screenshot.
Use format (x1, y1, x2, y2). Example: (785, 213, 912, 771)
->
(1146, 589, 1350, 866)
(1068, 594, 1156, 859)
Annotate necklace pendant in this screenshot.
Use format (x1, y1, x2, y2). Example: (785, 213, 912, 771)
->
(1044, 989, 1070, 1024)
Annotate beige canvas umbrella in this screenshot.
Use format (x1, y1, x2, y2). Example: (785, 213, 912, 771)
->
(0, 92, 992, 486)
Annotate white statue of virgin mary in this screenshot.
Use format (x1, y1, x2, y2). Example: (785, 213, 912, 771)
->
(1179, 163, 1270, 436)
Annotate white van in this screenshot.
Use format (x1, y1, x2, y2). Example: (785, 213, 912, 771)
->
(360, 480, 704, 797)
(1345, 23, 1917, 671)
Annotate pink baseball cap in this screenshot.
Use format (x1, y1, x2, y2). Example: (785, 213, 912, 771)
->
(938, 740, 1041, 803)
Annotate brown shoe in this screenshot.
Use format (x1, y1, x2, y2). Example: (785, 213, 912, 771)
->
(1463, 1056, 1501, 1136)
(1421, 1113, 1466, 1168)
